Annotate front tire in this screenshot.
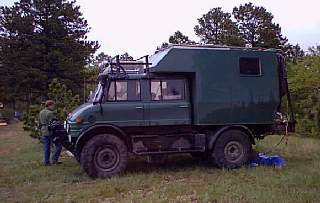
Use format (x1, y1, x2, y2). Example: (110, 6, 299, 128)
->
(212, 130, 252, 169)
(80, 134, 128, 178)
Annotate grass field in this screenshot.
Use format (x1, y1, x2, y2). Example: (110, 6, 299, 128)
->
(0, 123, 320, 202)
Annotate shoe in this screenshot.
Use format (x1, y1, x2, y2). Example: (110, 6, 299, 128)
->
(44, 163, 51, 166)
(52, 161, 62, 165)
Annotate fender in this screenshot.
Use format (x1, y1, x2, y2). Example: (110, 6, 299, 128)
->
(207, 125, 255, 150)
(75, 123, 131, 156)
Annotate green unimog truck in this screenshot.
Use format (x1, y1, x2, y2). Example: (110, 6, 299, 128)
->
(61, 45, 295, 178)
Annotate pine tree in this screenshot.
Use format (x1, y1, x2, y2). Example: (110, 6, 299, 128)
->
(0, 0, 99, 107)
(168, 31, 195, 45)
(95, 52, 111, 65)
(232, 2, 287, 49)
(47, 78, 80, 120)
(284, 43, 305, 63)
(23, 78, 80, 139)
(308, 45, 320, 56)
(156, 42, 169, 51)
(157, 31, 195, 51)
(120, 52, 134, 61)
(194, 8, 244, 46)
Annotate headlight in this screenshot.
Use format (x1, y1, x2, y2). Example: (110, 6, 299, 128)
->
(64, 120, 70, 132)
(64, 120, 72, 143)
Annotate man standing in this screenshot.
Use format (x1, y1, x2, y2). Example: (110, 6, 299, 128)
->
(39, 100, 62, 166)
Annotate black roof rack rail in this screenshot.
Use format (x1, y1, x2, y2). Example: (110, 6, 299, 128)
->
(155, 44, 282, 53)
(105, 55, 151, 78)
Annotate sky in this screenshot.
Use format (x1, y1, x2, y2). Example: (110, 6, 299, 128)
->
(2, 0, 320, 58)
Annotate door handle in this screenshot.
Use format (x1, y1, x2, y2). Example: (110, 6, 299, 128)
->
(135, 106, 144, 109)
(179, 105, 188, 108)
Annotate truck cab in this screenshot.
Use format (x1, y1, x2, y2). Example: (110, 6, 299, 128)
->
(62, 45, 295, 178)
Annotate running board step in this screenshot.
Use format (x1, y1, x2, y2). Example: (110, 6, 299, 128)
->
(132, 133, 206, 155)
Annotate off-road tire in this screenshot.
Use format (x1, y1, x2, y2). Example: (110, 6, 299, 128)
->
(80, 134, 128, 178)
(212, 130, 252, 169)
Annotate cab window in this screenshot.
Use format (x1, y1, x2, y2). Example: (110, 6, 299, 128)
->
(151, 79, 186, 101)
(107, 81, 115, 100)
(150, 80, 161, 100)
(107, 80, 141, 101)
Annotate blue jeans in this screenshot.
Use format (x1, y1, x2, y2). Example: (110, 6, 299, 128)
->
(42, 136, 62, 164)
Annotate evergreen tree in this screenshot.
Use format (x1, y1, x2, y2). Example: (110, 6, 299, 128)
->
(95, 52, 111, 64)
(23, 78, 80, 139)
(232, 2, 287, 49)
(308, 45, 320, 56)
(47, 78, 80, 120)
(120, 52, 134, 61)
(91, 52, 111, 73)
(168, 31, 195, 45)
(0, 0, 99, 108)
(284, 43, 305, 63)
(194, 8, 244, 46)
(156, 42, 170, 51)
(157, 31, 195, 51)
(287, 50, 320, 136)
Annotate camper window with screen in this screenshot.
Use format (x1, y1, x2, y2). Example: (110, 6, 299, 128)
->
(151, 79, 186, 101)
(107, 80, 141, 101)
(239, 57, 261, 75)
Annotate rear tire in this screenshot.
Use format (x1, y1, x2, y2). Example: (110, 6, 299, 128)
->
(212, 130, 252, 169)
(80, 134, 128, 178)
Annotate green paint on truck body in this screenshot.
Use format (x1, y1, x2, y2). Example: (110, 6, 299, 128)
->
(150, 46, 280, 125)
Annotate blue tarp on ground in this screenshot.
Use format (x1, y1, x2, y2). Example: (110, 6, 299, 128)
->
(249, 153, 286, 167)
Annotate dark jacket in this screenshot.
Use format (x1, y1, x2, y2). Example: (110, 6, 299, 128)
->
(39, 108, 56, 136)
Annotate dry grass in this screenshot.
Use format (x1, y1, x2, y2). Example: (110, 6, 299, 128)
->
(0, 123, 320, 202)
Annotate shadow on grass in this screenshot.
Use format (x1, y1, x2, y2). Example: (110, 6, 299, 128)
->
(125, 154, 217, 175)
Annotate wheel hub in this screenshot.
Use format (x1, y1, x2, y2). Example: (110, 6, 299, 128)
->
(94, 145, 120, 172)
(224, 141, 244, 163)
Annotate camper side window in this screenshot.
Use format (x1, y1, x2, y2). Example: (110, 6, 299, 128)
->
(239, 57, 261, 75)
(150, 79, 186, 101)
(162, 80, 185, 100)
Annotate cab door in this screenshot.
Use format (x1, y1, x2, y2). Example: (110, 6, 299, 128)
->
(101, 79, 146, 126)
(148, 78, 191, 126)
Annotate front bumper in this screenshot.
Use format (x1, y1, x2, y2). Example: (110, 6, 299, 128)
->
(48, 121, 74, 152)
(64, 120, 83, 139)
(57, 129, 74, 151)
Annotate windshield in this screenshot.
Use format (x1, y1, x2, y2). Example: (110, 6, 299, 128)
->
(90, 82, 103, 103)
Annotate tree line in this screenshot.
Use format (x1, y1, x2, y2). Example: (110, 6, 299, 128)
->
(0, 1, 318, 136)
(0, 0, 99, 111)
(287, 46, 320, 136)
(159, 2, 304, 63)
(159, 3, 318, 136)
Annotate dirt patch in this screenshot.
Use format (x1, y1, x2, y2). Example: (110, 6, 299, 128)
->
(0, 123, 27, 157)
(0, 126, 15, 138)
(0, 149, 11, 156)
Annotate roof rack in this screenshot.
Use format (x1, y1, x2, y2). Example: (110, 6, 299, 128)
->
(156, 43, 281, 53)
(104, 55, 151, 78)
